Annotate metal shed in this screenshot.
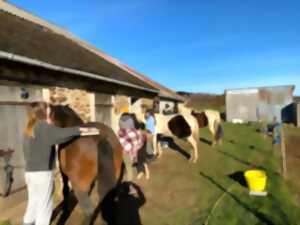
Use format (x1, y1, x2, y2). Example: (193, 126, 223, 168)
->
(225, 85, 295, 123)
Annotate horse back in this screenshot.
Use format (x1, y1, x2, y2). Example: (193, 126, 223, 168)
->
(59, 122, 123, 193)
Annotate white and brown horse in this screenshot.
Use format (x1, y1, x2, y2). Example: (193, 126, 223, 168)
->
(154, 104, 200, 163)
(191, 109, 223, 145)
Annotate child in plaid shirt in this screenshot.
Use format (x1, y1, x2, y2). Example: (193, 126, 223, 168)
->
(118, 113, 149, 180)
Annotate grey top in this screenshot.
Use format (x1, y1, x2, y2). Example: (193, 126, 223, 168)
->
(23, 121, 80, 172)
(119, 114, 135, 129)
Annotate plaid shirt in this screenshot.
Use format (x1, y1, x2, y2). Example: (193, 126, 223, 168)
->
(118, 128, 145, 160)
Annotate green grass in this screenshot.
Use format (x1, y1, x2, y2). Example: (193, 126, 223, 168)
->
(138, 123, 300, 225)
(0, 221, 11, 225)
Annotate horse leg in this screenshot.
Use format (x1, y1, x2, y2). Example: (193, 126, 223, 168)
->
(187, 136, 199, 163)
(216, 123, 223, 145)
(61, 170, 71, 213)
(74, 190, 94, 225)
(154, 133, 163, 157)
(209, 122, 217, 146)
(97, 139, 117, 201)
(152, 132, 158, 155)
(144, 163, 150, 180)
(157, 136, 163, 157)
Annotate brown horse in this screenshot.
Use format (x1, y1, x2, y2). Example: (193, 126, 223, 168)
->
(50, 105, 123, 225)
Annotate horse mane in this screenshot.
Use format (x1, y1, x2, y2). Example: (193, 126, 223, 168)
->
(51, 104, 84, 127)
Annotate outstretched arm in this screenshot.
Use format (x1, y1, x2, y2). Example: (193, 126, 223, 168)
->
(46, 123, 81, 145)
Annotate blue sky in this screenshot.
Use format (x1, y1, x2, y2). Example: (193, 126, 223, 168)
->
(9, 0, 300, 95)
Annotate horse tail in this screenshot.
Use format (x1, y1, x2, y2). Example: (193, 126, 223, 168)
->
(96, 124, 123, 201)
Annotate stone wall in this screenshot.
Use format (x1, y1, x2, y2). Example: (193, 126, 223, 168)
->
(49, 87, 91, 122)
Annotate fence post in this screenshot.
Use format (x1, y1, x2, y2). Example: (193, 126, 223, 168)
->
(280, 125, 287, 178)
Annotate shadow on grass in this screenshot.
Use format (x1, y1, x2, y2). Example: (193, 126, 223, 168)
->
(229, 139, 236, 144)
(200, 137, 213, 146)
(200, 172, 275, 225)
(248, 145, 261, 152)
(217, 149, 267, 171)
(91, 182, 145, 225)
(159, 136, 191, 160)
(228, 171, 247, 188)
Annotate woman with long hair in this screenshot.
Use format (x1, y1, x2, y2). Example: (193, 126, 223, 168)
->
(22, 102, 98, 225)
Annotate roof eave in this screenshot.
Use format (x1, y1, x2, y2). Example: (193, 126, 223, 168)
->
(0, 50, 159, 95)
(159, 93, 186, 102)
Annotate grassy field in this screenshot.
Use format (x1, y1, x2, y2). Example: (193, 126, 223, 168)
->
(3, 123, 299, 225)
(137, 123, 300, 225)
(14, 121, 299, 225)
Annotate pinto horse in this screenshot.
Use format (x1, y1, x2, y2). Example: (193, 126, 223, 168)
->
(154, 108, 200, 163)
(191, 109, 223, 145)
(50, 105, 123, 225)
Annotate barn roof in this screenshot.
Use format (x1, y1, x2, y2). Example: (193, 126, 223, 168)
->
(0, 2, 160, 97)
(122, 65, 186, 102)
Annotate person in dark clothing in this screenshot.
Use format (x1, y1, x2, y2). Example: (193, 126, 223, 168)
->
(101, 182, 146, 225)
(22, 102, 99, 225)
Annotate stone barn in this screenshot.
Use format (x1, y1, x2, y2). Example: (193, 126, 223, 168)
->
(225, 85, 295, 123)
(0, 1, 160, 216)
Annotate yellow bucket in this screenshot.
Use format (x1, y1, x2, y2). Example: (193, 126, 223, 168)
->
(244, 170, 267, 192)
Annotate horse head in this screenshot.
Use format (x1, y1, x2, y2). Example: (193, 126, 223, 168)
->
(177, 102, 192, 114)
(50, 104, 84, 127)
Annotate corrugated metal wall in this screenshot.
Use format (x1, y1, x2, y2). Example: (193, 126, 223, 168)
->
(258, 87, 294, 122)
(226, 86, 294, 123)
(226, 89, 258, 122)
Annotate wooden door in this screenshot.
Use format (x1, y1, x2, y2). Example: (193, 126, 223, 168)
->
(0, 105, 27, 195)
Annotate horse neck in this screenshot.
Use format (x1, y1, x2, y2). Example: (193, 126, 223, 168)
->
(178, 103, 192, 114)
(67, 117, 84, 126)
(54, 106, 84, 127)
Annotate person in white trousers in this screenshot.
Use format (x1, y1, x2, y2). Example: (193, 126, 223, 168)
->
(22, 102, 99, 225)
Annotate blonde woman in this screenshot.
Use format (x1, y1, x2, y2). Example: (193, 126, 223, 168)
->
(22, 102, 98, 225)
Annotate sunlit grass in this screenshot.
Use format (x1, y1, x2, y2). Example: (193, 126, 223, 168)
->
(138, 123, 300, 225)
